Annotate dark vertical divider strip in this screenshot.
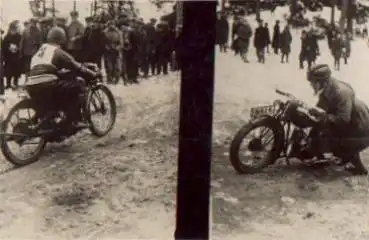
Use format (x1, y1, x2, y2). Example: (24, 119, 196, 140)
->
(175, 1, 216, 240)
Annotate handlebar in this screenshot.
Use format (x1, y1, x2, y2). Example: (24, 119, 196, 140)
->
(275, 88, 310, 109)
(275, 89, 297, 100)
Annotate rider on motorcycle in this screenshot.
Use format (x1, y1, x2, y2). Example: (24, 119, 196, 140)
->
(27, 26, 101, 128)
(298, 64, 369, 175)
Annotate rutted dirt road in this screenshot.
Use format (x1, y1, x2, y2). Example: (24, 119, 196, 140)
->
(212, 9, 369, 240)
(0, 74, 179, 239)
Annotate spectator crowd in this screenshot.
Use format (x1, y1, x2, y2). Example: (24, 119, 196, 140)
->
(0, 9, 181, 93)
(216, 10, 353, 71)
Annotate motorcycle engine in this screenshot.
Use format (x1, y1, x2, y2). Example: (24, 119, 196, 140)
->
(287, 106, 317, 129)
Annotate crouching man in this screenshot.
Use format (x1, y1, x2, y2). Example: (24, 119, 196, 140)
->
(299, 64, 369, 175)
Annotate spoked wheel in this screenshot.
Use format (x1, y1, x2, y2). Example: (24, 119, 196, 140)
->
(229, 117, 284, 174)
(1, 99, 46, 166)
(86, 85, 117, 137)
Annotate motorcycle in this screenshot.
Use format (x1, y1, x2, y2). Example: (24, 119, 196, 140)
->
(0, 63, 117, 167)
(229, 89, 338, 174)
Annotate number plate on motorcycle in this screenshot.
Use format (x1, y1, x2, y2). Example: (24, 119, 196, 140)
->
(250, 105, 275, 120)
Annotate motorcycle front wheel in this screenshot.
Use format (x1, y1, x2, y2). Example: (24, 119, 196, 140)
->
(1, 99, 46, 167)
(229, 117, 284, 174)
(85, 85, 117, 137)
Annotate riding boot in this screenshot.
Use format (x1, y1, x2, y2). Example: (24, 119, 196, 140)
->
(345, 153, 368, 175)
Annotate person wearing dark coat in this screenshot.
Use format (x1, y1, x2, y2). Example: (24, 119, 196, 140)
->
(39, 17, 53, 42)
(67, 11, 85, 61)
(20, 18, 42, 77)
(306, 65, 369, 175)
(326, 24, 336, 50)
(263, 22, 271, 53)
(155, 21, 172, 75)
(216, 13, 229, 53)
(231, 16, 241, 55)
(2, 21, 22, 89)
(235, 18, 252, 63)
(299, 29, 319, 69)
(330, 32, 343, 70)
(280, 24, 292, 63)
(253, 20, 269, 63)
(271, 20, 281, 54)
(143, 18, 157, 76)
(81, 18, 105, 68)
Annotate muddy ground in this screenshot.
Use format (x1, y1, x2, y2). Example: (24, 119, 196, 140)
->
(0, 74, 179, 239)
(212, 8, 369, 240)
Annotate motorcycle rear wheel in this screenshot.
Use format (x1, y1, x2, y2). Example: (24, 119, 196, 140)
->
(229, 117, 284, 174)
(1, 99, 46, 167)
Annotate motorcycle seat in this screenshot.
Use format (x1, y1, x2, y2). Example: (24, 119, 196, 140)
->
(25, 74, 59, 86)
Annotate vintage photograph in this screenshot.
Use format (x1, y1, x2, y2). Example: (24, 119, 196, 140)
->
(0, 0, 182, 238)
(212, 0, 369, 239)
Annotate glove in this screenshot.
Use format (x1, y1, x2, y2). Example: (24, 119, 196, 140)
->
(308, 107, 327, 122)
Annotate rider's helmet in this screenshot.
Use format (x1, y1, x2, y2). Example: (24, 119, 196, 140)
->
(46, 26, 67, 46)
(307, 64, 332, 84)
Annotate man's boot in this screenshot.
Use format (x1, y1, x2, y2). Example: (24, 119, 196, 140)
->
(345, 153, 368, 175)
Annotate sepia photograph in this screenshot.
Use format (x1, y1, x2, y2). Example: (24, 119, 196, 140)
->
(2, 0, 369, 239)
(212, 0, 369, 239)
(0, 0, 183, 239)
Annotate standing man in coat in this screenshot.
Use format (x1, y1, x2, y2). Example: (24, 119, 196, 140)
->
(231, 16, 241, 55)
(216, 12, 229, 53)
(254, 20, 268, 63)
(235, 17, 252, 63)
(81, 17, 105, 68)
(155, 21, 171, 75)
(272, 20, 281, 54)
(67, 11, 85, 61)
(263, 22, 271, 53)
(103, 20, 122, 84)
(2, 20, 22, 89)
(39, 17, 53, 42)
(144, 18, 157, 77)
(20, 18, 42, 79)
(280, 24, 292, 63)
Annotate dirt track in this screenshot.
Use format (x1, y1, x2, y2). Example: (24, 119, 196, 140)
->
(0, 75, 179, 239)
(212, 8, 369, 240)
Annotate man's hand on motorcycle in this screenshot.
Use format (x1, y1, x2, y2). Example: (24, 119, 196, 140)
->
(308, 107, 327, 121)
(289, 99, 303, 108)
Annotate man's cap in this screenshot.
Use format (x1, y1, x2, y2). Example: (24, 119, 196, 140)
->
(307, 64, 332, 83)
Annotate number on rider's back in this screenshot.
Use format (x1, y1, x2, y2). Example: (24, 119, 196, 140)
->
(37, 46, 46, 58)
